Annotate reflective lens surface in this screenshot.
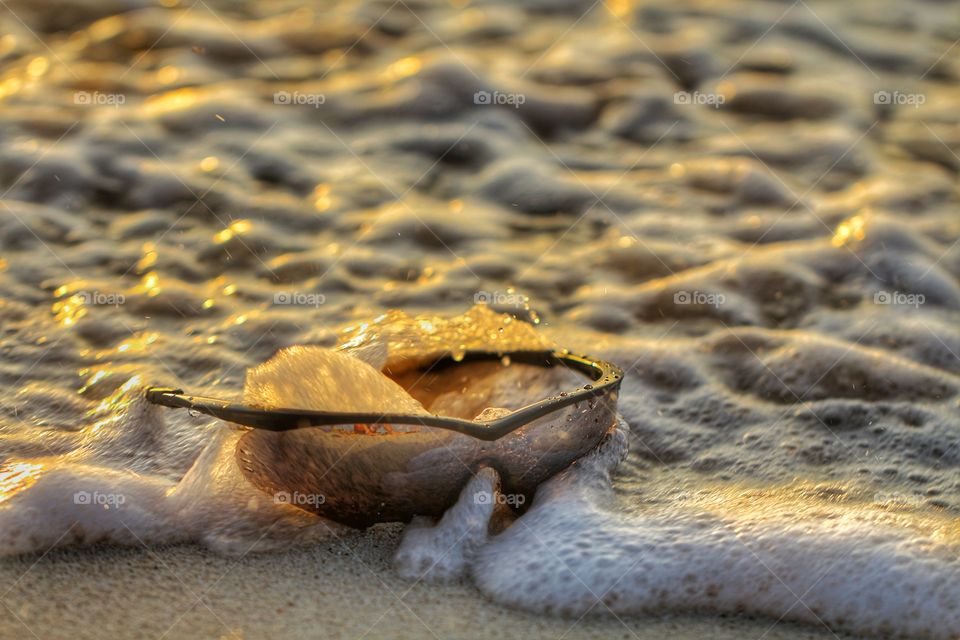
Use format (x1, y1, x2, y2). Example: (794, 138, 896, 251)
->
(235, 360, 620, 527)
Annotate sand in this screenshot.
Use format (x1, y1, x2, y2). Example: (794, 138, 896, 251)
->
(0, 532, 855, 640)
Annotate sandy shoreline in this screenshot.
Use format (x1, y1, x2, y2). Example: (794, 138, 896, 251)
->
(0, 525, 858, 640)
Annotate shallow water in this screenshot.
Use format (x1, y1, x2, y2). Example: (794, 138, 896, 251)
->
(0, 0, 959, 637)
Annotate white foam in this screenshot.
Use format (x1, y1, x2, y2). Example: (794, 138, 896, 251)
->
(0, 362, 368, 558)
(395, 467, 500, 582)
(0, 308, 556, 558)
(395, 416, 960, 638)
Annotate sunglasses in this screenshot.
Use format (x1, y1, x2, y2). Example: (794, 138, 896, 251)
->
(146, 349, 623, 527)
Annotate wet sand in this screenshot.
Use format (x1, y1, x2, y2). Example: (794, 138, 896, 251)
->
(0, 533, 857, 640)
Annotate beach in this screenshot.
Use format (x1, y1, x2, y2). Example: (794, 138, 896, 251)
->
(1, 0, 959, 637)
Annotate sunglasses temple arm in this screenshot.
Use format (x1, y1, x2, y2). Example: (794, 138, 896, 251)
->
(144, 351, 622, 441)
(144, 387, 509, 438)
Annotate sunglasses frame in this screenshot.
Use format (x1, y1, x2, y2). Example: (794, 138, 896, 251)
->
(145, 350, 622, 442)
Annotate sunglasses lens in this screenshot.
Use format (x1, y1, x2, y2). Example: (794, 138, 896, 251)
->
(235, 386, 619, 528)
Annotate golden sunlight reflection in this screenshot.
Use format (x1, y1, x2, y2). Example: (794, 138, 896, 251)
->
(133, 271, 162, 297)
(144, 87, 198, 114)
(156, 65, 180, 84)
(88, 15, 125, 40)
(0, 77, 22, 100)
(605, 0, 634, 19)
(137, 242, 158, 272)
(669, 481, 960, 544)
(114, 332, 159, 355)
(313, 184, 332, 211)
(52, 285, 89, 327)
(26, 57, 49, 78)
(385, 56, 422, 80)
(832, 214, 867, 247)
(200, 156, 220, 172)
(215, 219, 253, 244)
(0, 35, 15, 57)
(91, 374, 143, 418)
(78, 369, 111, 395)
(0, 461, 44, 504)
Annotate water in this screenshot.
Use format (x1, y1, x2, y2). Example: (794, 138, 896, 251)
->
(0, 0, 959, 637)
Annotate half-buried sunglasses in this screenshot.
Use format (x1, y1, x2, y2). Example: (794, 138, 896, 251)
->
(145, 349, 623, 527)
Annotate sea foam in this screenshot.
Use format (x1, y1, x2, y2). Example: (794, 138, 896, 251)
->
(1, 307, 958, 639)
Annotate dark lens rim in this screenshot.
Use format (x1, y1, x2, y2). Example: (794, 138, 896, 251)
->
(144, 350, 622, 442)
